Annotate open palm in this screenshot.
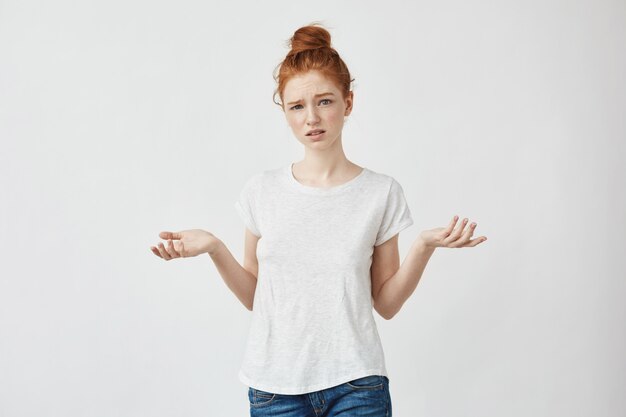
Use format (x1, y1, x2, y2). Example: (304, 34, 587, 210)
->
(419, 215, 487, 248)
(150, 229, 218, 260)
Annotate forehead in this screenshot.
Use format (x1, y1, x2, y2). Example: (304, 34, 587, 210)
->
(283, 71, 340, 99)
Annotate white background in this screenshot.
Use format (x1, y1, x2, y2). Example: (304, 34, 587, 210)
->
(1, 0, 624, 416)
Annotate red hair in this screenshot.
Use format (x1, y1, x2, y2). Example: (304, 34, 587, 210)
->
(273, 22, 355, 109)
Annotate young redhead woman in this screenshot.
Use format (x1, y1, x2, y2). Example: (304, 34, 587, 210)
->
(150, 23, 486, 417)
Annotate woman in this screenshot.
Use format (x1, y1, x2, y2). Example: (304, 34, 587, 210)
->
(150, 23, 486, 417)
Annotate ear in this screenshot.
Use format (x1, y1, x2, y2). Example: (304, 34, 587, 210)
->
(344, 91, 354, 116)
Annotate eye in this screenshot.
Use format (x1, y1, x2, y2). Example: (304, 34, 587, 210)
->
(289, 99, 332, 111)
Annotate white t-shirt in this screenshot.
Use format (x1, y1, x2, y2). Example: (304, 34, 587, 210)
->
(234, 163, 413, 395)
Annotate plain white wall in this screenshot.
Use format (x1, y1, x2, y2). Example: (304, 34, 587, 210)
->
(1, 0, 624, 416)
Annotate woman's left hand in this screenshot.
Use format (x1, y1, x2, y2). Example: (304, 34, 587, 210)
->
(419, 215, 487, 249)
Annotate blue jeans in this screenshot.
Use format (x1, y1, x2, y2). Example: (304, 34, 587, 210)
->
(248, 375, 392, 416)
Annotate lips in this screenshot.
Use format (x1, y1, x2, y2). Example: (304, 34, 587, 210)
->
(306, 129, 325, 136)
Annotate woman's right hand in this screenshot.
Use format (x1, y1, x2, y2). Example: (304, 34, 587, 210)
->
(150, 229, 220, 260)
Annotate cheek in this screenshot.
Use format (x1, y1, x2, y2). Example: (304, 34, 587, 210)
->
(286, 113, 304, 128)
(326, 110, 344, 125)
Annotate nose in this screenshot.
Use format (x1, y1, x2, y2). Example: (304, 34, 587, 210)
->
(306, 106, 320, 126)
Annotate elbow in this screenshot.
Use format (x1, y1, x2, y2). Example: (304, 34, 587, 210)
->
(385, 305, 401, 320)
(381, 311, 395, 320)
(374, 302, 395, 320)
(243, 293, 254, 311)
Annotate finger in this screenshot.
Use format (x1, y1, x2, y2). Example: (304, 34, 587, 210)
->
(446, 215, 459, 233)
(452, 218, 471, 247)
(159, 231, 182, 240)
(443, 216, 459, 238)
(444, 217, 468, 246)
(458, 221, 476, 246)
(150, 246, 162, 258)
(167, 239, 181, 257)
(157, 242, 172, 260)
(466, 236, 487, 247)
(163, 239, 179, 258)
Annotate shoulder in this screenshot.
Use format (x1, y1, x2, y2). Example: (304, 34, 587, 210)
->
(362, 167, 404, 194)
(240, 166, 276, 187)
(237, 165, 286, 197)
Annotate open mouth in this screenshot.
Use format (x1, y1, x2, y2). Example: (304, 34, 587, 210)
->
(306, 130, 325, 136)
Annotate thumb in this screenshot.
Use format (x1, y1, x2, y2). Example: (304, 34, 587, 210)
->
(159, 231, 182, 240)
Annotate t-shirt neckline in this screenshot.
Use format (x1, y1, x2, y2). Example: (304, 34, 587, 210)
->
(287, 163, 368, 195)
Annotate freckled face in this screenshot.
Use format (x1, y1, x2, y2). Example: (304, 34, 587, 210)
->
(282, 70, 353, 149)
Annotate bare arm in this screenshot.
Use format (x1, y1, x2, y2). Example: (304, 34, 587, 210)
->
(208, 228, 259, 311)
(151, 228, 259, 311)
(373, 237, 435, 320)
(373, 215, 487, 320)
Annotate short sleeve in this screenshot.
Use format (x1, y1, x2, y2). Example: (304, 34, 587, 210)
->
(234, 175, 262, 237)
(374, 178, 414, 246)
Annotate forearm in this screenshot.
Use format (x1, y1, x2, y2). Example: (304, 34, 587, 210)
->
(375, 238, 436, 320)
(207, 240, 257, 311)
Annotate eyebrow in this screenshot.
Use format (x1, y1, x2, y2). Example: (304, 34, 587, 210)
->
(286, 92, 335, 106)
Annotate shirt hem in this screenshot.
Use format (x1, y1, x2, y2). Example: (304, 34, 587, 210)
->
(238, 367, 389, 395)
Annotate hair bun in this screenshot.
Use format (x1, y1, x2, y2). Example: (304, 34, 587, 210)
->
(288, 23, 332, 55)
